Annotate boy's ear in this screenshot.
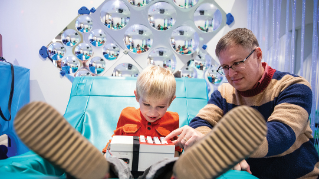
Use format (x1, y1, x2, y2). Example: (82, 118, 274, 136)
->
(134, 90, 139, 102)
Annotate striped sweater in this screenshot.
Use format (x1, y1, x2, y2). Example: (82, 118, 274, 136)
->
(189, 63, 319, 179)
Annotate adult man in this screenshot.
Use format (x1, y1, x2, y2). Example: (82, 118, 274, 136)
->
(166, 28, 319, 178)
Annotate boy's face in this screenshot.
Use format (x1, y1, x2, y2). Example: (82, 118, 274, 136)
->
(134, 91, 175, 123)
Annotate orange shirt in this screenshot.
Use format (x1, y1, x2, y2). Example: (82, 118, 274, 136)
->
(102, 107, 182, 153)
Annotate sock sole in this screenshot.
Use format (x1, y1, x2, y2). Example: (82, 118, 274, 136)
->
(14, 101, 109, 179)
(173, 105, 267, 179)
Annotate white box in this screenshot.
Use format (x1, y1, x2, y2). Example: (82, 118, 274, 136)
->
(110, 135, 175, 172)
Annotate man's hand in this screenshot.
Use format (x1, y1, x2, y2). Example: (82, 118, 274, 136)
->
(233, 160, 251, 174)
(165, 126, 204, 151)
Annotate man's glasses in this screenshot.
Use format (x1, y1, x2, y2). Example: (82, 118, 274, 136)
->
(217, 49, 256, 75)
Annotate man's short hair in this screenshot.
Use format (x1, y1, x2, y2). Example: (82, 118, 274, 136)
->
(136, 65, 176, 102)
(215, 28, 259, 58)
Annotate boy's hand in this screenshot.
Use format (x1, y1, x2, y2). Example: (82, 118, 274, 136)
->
(165, 126, 204, 151)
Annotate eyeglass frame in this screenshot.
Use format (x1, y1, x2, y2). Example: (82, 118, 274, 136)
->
(217, 48, 256, 75)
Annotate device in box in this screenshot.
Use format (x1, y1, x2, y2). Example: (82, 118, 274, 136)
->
(110, 135, 175, 172)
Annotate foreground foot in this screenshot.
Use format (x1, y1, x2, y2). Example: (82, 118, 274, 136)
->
(173, 106, 267, 179)
(14, 101, 109, 179)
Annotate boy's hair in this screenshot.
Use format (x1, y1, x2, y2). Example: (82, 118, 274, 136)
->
(215, 28, 259, 58)
(136, 65, 176, 102)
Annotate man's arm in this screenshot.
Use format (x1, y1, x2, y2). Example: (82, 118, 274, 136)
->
(251, 76, 312, 158)
(165, 90, 225, 150)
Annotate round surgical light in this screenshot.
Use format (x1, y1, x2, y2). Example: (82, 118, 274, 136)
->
(194, 3, 222, 33)
(148, 2, 176, 31)
(172, 0, 198, 9)
(47, 42, 66, 61)
(74, 43, 94, 61)
(128, 0, 153, 7)
(61, 56, 81, 74)
(147, 47, 176, 72)
(103, 43, 120, 60)
(123, 24, 153, 54)
(112, 63, 140, 77)
(170, 26, 199, 55)
(75, 15, 93, 33)
(89, 57, 106, 75)
(62, 29, 81, 47)
(100, 0, 130, 30)
(89, 29, 107, 47)
(206, 65, 224, 86)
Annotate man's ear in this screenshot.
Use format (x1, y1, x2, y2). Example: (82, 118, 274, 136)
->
(134, 90, 139, 102)
(256, 47, 263, 62)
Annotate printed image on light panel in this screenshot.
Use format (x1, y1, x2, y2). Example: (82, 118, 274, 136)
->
(194, 51, 211, 72)
(62, 29, 81, 47)
(172, 0, 198, 9)
(171, 26, 198, 55)
(103, 43, 120, 60)
(124, 24, 153, 54)
(181, 60, 197, 78)
(89, 29, 106, 47)
(75, 15, 93, 33)
(47, 42, 65, 63)
(128, 0, 153, 7)
(74, 59, 96, 77)
(74, 43, 93, 61)
(148, 2, 176, 31)
(112, 63, 140, 77)
(89, 57, 106, 75)
(100, 0, 130, 30)
(147, 47, 176, 72)
(61, 56, 81, 75)
(194, 3, 222, 33)
(206, 65, 223, 85)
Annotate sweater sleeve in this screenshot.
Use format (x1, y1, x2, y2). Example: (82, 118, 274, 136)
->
(251, 76, 313, 158)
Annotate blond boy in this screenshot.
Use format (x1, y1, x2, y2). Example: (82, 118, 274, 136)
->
(102, 65, 182, 156)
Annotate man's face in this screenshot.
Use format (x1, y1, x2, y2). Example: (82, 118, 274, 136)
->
(218, 45, 263, 91)
(134, 91, 173, 123)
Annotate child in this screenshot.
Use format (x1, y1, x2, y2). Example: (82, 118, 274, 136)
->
(102, 65, 182, 157)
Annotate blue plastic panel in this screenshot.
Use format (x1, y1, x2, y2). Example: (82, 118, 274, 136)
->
(0, 63, 30, 157)
(184, 78, 208, 99)
(168, 98, 188, 127)
(187, 98, 209, 123)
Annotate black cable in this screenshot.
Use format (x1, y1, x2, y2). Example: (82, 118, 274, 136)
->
(0, 57, 14, 121)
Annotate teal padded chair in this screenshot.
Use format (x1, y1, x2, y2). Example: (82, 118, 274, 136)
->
(0, 77, 257, 179)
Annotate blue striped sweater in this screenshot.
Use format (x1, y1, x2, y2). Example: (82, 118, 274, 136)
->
(189, 63, 319, 179)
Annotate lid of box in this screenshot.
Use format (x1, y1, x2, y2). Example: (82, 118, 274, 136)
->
(110, 135, 133, 152)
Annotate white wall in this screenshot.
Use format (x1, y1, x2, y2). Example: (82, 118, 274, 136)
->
(0, 0, 105, 114)
(0, 0, 247, 114)
(206, 0, 248, 62)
